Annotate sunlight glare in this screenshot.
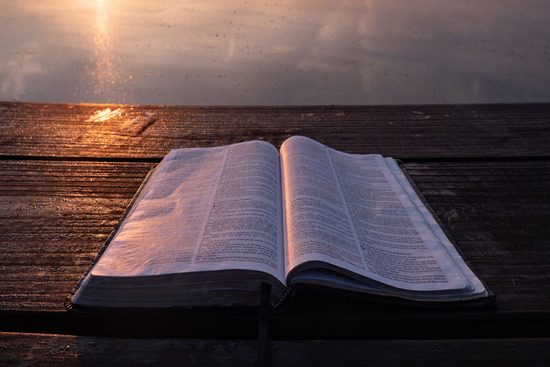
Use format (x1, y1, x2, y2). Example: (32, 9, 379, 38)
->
(87, 108, 122, 122)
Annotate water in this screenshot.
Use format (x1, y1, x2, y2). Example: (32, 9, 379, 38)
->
(1, 0, 549, 105)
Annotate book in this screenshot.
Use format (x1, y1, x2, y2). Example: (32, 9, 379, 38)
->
(69, 136, 490, 309)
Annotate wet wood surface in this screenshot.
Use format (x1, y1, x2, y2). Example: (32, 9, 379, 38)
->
(1, 102, 549, 159)
(0, 102, 549, 364)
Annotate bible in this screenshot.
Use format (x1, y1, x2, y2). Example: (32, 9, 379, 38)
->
(70, 136, 490, 309)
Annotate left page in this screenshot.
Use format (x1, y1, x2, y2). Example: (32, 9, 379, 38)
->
(89, 140, 285, 283)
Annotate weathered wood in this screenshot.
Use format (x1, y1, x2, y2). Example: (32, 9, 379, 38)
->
(1, 332, 549, 367)
(0, 159, 548, 339)
(1, 159, 548, 316)
(0, 160, 155, 311)
(1, 102, 549, 159)
(0, 102, 548, 344)
(407, 161, 550, 312)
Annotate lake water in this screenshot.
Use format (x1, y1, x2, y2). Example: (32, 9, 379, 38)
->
(1, 0, 549, 105)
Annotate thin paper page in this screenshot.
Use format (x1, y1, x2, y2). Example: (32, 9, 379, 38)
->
(281, 136, 467, 292)
(193, 140, 284, 281)
(91, 140, 284, 282)
(330, 151, 468, 291)
(385, 158, 486, 294)
(281, 136, 365, 275)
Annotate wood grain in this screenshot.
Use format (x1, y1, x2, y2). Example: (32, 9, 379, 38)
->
(1, 102, 549, 159)
(0, 160, 155, 311)
(2, 332, 549, 367)
(0, 102, 548, 345)
(1, 158, 548, 315)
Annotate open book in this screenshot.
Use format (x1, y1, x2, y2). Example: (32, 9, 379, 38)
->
(70, 136, 489, 309)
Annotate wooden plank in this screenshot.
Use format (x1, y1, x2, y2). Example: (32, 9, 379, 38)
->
(0, 160, 155, 311)
(407, 161, 550, 312)
(0, 158, 548, 339)
(1, 332, 549, 366)
(1, 159, 547, 314)
(0, 102, 549, 339)
(1, 102, 549, 159)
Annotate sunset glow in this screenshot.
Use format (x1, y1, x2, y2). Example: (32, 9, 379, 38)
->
(0, 1, 549, 105)
(89, 0, 118, 98)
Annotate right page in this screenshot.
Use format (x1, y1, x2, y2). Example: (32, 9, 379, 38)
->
(281, 136, 483, 294)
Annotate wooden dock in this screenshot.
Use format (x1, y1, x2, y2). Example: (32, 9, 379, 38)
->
(0, 102, 549, 365)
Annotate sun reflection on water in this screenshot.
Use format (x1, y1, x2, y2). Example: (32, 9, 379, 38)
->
(83, 0, 132, 102)
(89, 1, 116, 97)
(1, 0, 548, 105)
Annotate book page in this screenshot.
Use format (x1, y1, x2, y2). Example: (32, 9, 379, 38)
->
(281, 137, 366, 272)
(281, 136, 469, 292)
(91, 140, 285, 282)
(385, 158, 486, 295)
